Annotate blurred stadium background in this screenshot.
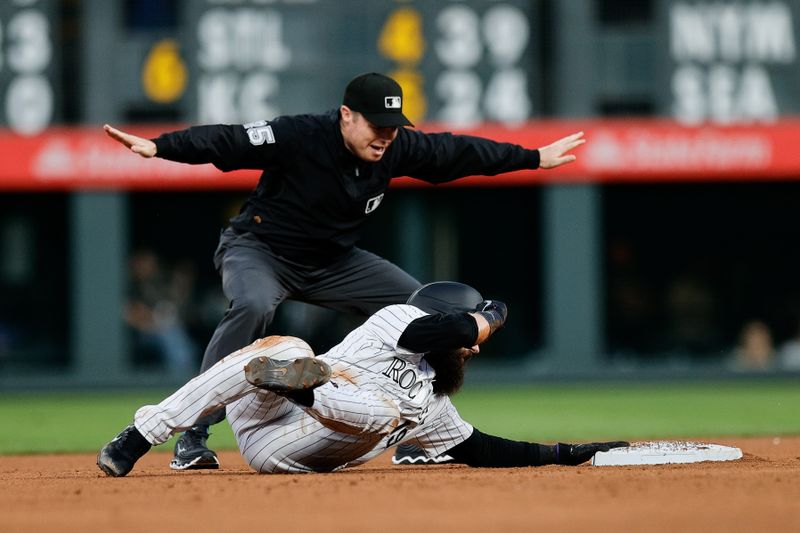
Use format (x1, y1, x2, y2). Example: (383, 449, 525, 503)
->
(1, 0, 800, 407)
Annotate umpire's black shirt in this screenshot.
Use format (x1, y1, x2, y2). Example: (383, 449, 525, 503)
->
(153, 110, 540, 265)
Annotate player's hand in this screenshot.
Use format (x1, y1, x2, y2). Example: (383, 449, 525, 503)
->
(537, 131, 585, 169)
(555, 441, 629, 465)
(474, 300, 508, 333)
(103, 124, 157, 158)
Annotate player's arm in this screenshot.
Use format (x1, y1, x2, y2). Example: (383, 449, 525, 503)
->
(395, 129, 584, 183)
(397, 301, 508, 353)
(447, 428, 629, 467)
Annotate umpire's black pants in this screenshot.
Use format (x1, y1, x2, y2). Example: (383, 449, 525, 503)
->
(196, 228, 421, 426)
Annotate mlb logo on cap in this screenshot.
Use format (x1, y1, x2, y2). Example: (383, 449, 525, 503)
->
(385, 96, 401, 109)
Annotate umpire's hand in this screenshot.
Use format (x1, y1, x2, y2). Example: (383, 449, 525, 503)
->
(104, 124, 157, 158)
(537, 131, 585, 169)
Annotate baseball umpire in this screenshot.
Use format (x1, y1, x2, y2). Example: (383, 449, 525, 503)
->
(104, 72, 586, 470)
(98, 281, 627, 476)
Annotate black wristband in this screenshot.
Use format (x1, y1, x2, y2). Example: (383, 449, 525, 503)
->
(478, 309, 505, 334)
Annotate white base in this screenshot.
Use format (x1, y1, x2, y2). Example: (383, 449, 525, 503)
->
(591, 441, 743, 466)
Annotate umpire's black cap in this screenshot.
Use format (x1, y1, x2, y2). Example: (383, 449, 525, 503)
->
(343, 73, 414, 128)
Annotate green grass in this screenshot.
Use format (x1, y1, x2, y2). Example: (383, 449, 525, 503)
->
(1, 380, 798, 454)
(451, 380, 800, 441)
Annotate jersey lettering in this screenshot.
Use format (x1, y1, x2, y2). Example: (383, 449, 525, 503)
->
(382, 357, 424, 399)
(243, 120, 275, 146)
(365, 193, 384, 214)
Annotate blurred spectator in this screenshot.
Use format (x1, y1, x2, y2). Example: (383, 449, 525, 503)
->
(606, 238, 659, 356)
(777, 318, 800, 371)
(171, 258, 229, 353)
(663, 271, 721, 356)
(731, 320, 775, 372)
(0, 321, 12, 364)
(126, 249, 196, 376)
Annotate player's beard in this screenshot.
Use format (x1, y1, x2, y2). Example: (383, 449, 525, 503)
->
(425, 348, 470, 396)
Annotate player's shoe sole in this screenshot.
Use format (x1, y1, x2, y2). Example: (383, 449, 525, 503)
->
(392, 443, 454, 465)
(169, 453, 220, 471)
(245, 356, 331, 393)
(391, 454, 455, 465)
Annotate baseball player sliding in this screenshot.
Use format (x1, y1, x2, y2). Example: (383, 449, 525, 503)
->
(104, 72, 585, 470)
(98, 282, 626, 475)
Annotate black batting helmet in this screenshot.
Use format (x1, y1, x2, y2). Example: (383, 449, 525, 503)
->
(407, 281, 483, 314)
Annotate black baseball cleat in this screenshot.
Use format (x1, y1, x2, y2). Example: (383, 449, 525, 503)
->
(244, 356, 331, 393)
(392, 443, 454, 465)
(97, 424, 152, 477)
(170, 426, 220, 471)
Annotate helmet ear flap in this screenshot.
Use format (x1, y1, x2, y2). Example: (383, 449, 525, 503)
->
(407, 282, 484, 314)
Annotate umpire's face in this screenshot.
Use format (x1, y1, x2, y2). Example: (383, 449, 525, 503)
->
(340, 106, 398, 163)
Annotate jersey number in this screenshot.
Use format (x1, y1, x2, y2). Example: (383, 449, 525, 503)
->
(386, 422, 410, 447)
(243, 120, 275, 146)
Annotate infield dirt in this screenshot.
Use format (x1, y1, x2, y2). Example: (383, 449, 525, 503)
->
(2, 436, 798, 533)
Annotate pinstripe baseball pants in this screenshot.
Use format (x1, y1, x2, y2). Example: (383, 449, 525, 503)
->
(135, 336, 401, 473)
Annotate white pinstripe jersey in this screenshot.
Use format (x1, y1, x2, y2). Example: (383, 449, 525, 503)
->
(137, 305, 476, 473)
(316, 304, 474, 464)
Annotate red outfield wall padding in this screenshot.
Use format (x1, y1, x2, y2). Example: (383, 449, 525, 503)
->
(1, 119, 799, 191)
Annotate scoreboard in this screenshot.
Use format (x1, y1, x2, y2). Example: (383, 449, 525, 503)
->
(0, 0, 58, 135)
(3, 0, 800, 134)
(657, 0, 800, 124)
(183, 0, 540, 126)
